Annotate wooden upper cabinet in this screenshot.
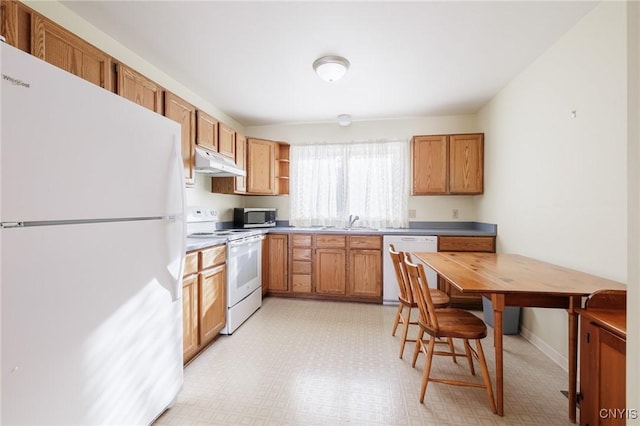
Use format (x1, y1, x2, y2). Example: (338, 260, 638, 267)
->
(32, 15, 112, 90)
(412, 133, 483, 195)
(218, 123, 236, 159)
(449, 134, 483, 194)
(412, 135, 448, 195)
(115, 63, 163, 113)
(1, 0, 32, 53)
(234, 133, 247, 193)
(164, 92, 196, 186)
(196, 110, 219, 152)
(247, 138, 277, 195)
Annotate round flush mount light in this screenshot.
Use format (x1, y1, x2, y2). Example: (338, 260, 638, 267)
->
(313, 55, 350, 82)
(337, 114, 352, 127)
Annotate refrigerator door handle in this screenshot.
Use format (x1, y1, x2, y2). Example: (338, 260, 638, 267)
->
(163, 136, 187, 303)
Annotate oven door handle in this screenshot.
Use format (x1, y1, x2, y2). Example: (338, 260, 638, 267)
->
(228, 235, 265, 248)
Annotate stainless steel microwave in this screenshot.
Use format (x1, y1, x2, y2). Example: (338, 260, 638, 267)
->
(233, 208, 276, 228)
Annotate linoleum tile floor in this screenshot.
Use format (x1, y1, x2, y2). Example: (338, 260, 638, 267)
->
(155, 297, 576, 426)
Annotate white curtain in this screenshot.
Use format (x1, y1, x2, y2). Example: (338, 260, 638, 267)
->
(290, 139, 409, 229)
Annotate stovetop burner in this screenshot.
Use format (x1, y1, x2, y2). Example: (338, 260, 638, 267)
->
(186, 206, 263, 241)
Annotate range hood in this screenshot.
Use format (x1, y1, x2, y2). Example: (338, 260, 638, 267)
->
(194, 147, 246, 177)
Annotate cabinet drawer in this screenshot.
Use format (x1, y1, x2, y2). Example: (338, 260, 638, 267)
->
(291, 274, 311, 293)
(291, 234, 312, 247)
(292, 260, 311, 274)
(200, 244, 226, 269)
(184, 251, 199, 276)
(438, 236, 495, 252)
(349, 235, 381, 250)
(292, 248, 312, 261)
(316, 234, 346, 249)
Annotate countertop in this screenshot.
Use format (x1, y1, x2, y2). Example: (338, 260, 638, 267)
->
(186, 221, 496, 252)
(269, 221, 496, 237)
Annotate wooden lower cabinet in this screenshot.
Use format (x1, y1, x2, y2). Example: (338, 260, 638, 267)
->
(577, 291, 627, 426)
(182, 273, 199, 362)
(183, 244, 226, 364)
(437, 235, 495, 309)
(315, 249, 347, 295)
(264, 233, 288, 293)
(264, 233, 381, 302)
(348, 236, 382, 300)
(290, 234, 312, 294)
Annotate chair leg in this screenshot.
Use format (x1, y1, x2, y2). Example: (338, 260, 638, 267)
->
(463, 339, 476, 376)
(419, 337, 437, 403)
(412, 328, 424, 367)
(392, 303, 404, 336)
(399, 306, 412, 359)
(475, 339, 497, 414)
(447, 337, 457, 363)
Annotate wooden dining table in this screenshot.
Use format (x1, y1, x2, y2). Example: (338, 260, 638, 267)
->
(412, 252, 626, 422)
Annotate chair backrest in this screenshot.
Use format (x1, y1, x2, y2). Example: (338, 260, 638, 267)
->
(388, 244, 413, 304)
(404, 254, 439, 334)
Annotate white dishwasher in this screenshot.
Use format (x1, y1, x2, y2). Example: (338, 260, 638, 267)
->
(382, 235, 438, 305)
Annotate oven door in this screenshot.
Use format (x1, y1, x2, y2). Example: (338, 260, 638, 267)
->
(226, 235, 264, 307)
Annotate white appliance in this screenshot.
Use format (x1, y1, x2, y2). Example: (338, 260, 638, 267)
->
(382, 235, 438, 305)
(186, 208, 264, 335)
(1, 43, 185, 425)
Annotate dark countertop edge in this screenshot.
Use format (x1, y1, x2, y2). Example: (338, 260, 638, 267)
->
(186, 222, 497, 251)
(268, 221, 496, 237)
(186, 236, 227, 252)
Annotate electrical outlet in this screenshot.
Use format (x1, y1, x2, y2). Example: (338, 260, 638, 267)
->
(452, 209, 459, 219)
(408, 209, 416, 219)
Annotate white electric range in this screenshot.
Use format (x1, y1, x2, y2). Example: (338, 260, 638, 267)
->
(186, 207, 265, 334)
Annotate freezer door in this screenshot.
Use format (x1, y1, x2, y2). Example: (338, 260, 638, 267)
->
(1, 218, 184, 425)
(0, 43, 184, 222)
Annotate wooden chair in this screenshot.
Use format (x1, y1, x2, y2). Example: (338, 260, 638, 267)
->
(389, 244, 450, 359)
(404, 254, 496, 413)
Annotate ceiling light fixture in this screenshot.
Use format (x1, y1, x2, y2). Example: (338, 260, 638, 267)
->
(313, 55, 350, 82)
(337, 114, 352, 127)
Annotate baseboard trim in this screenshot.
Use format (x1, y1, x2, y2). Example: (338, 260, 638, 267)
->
(519, 325, 569, 373)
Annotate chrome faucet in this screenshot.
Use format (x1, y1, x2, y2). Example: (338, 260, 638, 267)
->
(347, 214, 360, 229)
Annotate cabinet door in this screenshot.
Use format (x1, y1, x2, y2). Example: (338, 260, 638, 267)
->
(579, 318, 626, 426)
(266, 234, 288, 292)
(348, 250, 382, 299)
(412, 135, 448, 195)
(165, 92, 196, 185)
(234, 133, 247, 193)
(2, 0, 32, 53)
(218, 123, 236, 159)
(449, 134, 483, 194)
(247, 138, 276, 195)
(196, 110, 218, 152)
(315, 249, 346, 295)
(199, 264, 226, 346)
(32, 15, 112, 90)
(182, 274, 199, 363)
(116, 63, 163, 113)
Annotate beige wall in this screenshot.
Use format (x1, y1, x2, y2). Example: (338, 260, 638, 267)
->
(245, 115, 481, 222)
(477, 1, 628, 367)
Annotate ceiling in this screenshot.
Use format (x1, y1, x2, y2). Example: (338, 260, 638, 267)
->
(60, 1, 598, 127)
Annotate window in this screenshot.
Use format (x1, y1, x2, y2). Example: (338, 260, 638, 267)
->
(290, 139, 409, 228)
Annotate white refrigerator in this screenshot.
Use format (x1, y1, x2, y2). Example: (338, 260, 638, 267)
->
(1, 43, 186, 424)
